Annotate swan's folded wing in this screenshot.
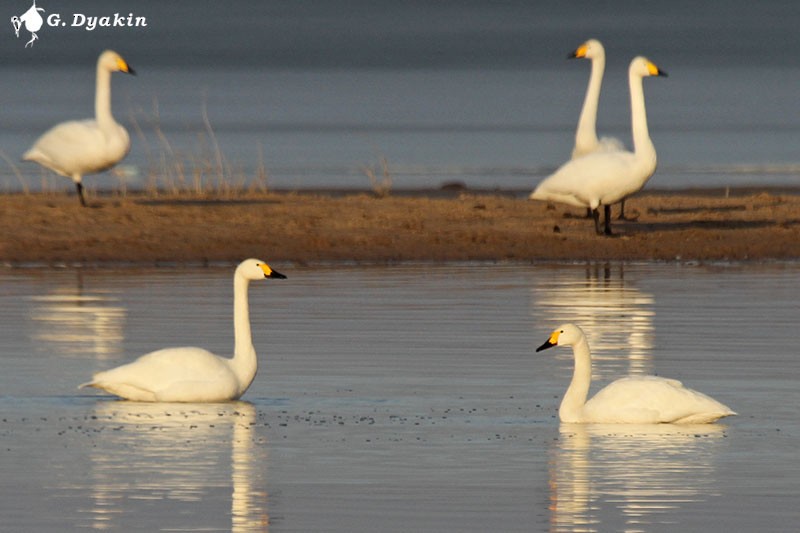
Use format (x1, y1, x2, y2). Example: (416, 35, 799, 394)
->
(587, 376, 734, 424)
(79, 347, 234, 401)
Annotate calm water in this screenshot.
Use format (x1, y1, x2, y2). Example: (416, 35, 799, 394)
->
(1, 1, 799, 192)
(0, 263, 798, 531)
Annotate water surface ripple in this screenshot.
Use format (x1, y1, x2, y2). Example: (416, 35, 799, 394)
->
(0, 263, 797, 531)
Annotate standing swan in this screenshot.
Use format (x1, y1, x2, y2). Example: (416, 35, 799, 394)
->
(530, 56, 666, 235)
(569, 39, 624, 160)
(536, 324, 736, 424)
(569, 39, 634, 220)
(23, 50, 135, 207)
(79, 259, 286, 402)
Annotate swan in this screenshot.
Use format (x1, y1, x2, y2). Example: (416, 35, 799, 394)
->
(569, 39, 625, 160)
(536, 323, 736, 424)
(23, 50, 135, 207)
(79, 259, 286, 402)
(569, 39, 634, 220)
(530, 56, 666, 235)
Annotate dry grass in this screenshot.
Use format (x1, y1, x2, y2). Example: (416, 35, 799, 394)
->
(362, 156, 393, 198)
(129, 99, 269, 198)
(0, 149, 29, 194)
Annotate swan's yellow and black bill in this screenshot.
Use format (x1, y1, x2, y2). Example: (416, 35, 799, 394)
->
(568, 43, 588, 59)
(536, 340, 555, 352)
(647, 61, 667, 77)
(117, 57, 136, 76)
(536, 330, 560, 352)
(258, 263, 287, 279)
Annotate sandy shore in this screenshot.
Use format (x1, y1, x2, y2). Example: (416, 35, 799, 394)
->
(1, 188, 799, 264)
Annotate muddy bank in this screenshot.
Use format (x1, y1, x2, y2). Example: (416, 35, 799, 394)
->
(1, 188, 799, 265)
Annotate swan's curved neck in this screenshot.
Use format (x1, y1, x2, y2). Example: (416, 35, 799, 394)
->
(560, 336, 592, 422)
(95, 65, 115, 128)
(232, 273, 258, 392)
(575, 55, 604, 151)
(629, 70, 654, 159)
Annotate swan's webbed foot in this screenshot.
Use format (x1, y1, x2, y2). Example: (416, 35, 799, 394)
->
(25, 32, 38, 48)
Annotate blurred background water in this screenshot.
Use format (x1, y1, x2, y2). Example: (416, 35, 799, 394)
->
(1, 0, 798, 192)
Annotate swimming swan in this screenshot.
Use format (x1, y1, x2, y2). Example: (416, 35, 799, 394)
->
(570, 39, 624, 160)
(79, 259, 286, 402)
(530, 56, 666, 235)
(537, 323, 736, 424)
(23, 50, 135, 207)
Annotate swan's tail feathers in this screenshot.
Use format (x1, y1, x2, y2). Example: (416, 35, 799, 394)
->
(529, 187, 548, 201)
(78, 380, 96, 390)
(716, 400, 737, 419)
(676, 406, 736, 424)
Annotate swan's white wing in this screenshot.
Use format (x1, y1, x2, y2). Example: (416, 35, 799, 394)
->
(25, 119, 129, 176)
(81, 347, 238, 402)
(529, 176, 588, 207)
(597, 136, 625, 152)
(571, 136, 626, 160)
(585, 376, 735, 424)
(532, 151, 637, 208)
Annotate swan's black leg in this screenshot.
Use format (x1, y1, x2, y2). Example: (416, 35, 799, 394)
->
(592, 208, 603, 235)
(617, 198, 637, 221)
(76, 182, 87, 207)
(603, 204, 613, 235)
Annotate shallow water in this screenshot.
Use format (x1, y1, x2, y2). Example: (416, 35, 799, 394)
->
(1, 263, 799, 531)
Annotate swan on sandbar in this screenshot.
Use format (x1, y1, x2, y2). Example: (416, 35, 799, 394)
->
(569, 39, 625, 160)
(569, 39, 638, 221)
(79, 259, 286, 402)
(536, 323, 736, 424)
(23, 50, 135, 207)
(530, 56, 666, 235)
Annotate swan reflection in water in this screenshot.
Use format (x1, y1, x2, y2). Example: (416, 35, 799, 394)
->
(83, 401, 269, 531)
(28, 273, 125, 359)
(549, 423, 727, 531)
(531, 263, 655, 377)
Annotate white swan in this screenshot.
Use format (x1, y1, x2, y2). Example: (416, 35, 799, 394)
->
(569, 39, 625, 160)
(530, 56, 666, 235)
(23, 50, 135, 207)
(536, 323, 736, 424)
(79, 259, 286, 402)
(569, 39, 634, 220)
